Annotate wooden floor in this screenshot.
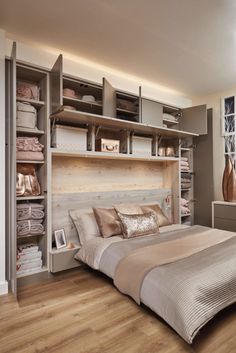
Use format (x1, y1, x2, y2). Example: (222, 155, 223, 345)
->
(0, 267, 236, 353)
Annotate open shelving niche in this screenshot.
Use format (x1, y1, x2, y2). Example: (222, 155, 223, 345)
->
(15, 63, 50, 283)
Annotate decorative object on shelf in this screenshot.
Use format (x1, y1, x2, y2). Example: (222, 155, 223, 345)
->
(96, 138, 120, 153)
(166, 146, 175, 157)
(52, 124, 88, 151)
(17, 81, 40, 100)
(63, 88, 76, 98)
(132, 136, 152, 156)
(16, 102, 38, 130)
(63, 105, 77, 111)
(158, 146, 166, 157)
(227, 159, 236, 202)
(54, 228, 67, 249)
(222, 155, 232, 201)
(66, 242, 75, 249)
(82, 95, 96, 103)
(16, 164, 41, 197)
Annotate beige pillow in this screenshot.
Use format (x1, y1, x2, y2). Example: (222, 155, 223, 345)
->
(118, 212, 159, 239)
(69, 209, 100, 245)
(114, 203, 143, 215)
(93, 207, 122, 238)
(141, 204, 171, 227)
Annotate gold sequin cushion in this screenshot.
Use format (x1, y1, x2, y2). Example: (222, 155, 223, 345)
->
(117, 212, 159, 239)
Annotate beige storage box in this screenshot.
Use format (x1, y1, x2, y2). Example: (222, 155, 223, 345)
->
(132, 136, 152, 156)
(96, 138, 120, 153)
(52, 125, 88, 151)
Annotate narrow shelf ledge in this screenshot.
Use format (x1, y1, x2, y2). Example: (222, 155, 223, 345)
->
(17, 232, 46, 240)
(17, 127, 45, 136)
(16, 160, 45, 164)
(17, 97, 45, 108)
(50, 149, 179, 162)
(17, 195, 45, 201)
(50, 245, 81, 254)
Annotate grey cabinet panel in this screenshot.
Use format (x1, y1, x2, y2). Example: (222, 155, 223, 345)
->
(50, 250, 81, 273)
(102, 78, 116, 118)
(180, 104, 207, 135)
(193, 109, 213, 227)
(50, 54, 63, 114)
(214, 218, 236, 232)
(214, 204, 236, 220)
(5, 43, 17, 296)
(141, 98, 163, 126)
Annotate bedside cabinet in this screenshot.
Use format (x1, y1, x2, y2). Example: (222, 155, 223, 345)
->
(212, 201, 236, 231)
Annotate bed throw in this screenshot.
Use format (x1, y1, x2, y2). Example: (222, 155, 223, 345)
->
(114, 227, 236, 304)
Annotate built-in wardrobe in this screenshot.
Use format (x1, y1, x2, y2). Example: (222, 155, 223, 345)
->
(5, 42, 213, 296)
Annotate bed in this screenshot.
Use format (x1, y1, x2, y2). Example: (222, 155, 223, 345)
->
(70, 206, 236, 344)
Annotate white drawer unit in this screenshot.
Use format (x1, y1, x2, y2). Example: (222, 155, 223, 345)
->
(52, 125, 88, 151)
(132, 135, 152, 156)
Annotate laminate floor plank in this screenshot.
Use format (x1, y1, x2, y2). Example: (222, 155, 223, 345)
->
(0, 267, 235, 353)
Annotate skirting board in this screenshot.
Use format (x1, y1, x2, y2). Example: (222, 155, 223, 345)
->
(0, 280, 8, 295)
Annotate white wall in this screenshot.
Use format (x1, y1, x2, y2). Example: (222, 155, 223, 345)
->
(0, 30, 8, 295)
(192, 89, 236, 201)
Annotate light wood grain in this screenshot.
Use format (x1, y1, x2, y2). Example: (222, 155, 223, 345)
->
(0, 267, 235, 353)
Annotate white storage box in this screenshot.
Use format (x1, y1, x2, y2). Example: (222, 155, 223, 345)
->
(132, 136, 152, 156)
(52, 125, 88, 151)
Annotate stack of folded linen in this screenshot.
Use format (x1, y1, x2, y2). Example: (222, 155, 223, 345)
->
(17, 243, 42, 276)
(17, 203, 45, 236)
(16, 137, 44, 161)
(180, 198, 191, 215)
(181, 157, 190, 172)
(181, 172, 192, 189)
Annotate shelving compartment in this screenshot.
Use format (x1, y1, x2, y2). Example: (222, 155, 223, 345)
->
(16, 64, 48, 278)
(162, 104, 181, 129)
(116, 91, 139, 123)
(63, 76, 103, 115)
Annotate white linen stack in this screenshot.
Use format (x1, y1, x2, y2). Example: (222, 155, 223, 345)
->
(181, 157, 190, 172)
(17, 243, 43, 276)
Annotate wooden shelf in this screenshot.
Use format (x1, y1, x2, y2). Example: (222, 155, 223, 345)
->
(17, 127, 45, 135)
(181, 188, 191, 191)
(116, 108, 138, 116)
(17, 97, 45, 108)
(51, 149, 179, 162)
(50, 108, 198, 138)
(16, 195, 45, 201)
(17, 266, 48, 279)
(16, 160, 45, 164)
(63, 96, 102, 107)
(163, 118, 179, 125)
(181, 147, 191, 151)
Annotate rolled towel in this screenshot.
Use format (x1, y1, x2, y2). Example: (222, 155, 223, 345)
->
(17, 219, 44, 236)
(17, 203, 44, 221)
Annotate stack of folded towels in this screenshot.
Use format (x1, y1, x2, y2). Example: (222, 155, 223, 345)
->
(16, 137, 44, 161)
(17, 203, 45, 237)
(17, 243, 42, 276)
(180, 198, 191, 215)
(181, 157, 190, 172)
(181, 172, 192, 189)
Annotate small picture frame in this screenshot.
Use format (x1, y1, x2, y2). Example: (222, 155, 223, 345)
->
(54, 228, 67, 249)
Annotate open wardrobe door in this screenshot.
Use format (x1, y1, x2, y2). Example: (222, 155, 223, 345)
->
(5, 42, 17, 296)
(180, 104, 207, 135)
(102, 78, 116, 118)
(50, 54, 63, 114)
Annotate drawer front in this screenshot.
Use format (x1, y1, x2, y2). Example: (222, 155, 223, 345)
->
(214, 204, 236, 220)
(50, 249, 81, 273)
(214, 217, 236, 232)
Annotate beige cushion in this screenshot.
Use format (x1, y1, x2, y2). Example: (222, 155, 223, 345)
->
(93, 207, 122, 238)
(69, 209, 100, 245)
(141, 204, 171, 227)
(114, 203, 143, 215)
(118, 212, 159, 239)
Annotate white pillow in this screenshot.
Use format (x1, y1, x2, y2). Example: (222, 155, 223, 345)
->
(69, 208, 101, 245)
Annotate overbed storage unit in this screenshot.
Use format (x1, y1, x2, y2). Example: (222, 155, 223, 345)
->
(6, 44, 211, 294)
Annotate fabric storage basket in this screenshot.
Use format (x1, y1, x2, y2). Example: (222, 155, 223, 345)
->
(16, 102, 38, 130)
(132, 136, 152, 156)
(52, 125, 88, 151)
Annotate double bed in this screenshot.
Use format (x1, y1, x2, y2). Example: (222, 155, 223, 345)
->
(70, 207, 236, 344)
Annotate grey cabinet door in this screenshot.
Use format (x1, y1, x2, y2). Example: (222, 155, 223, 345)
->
(5, 42, 17, 295)
(50, 54, 63, 114)
(102, 78, 116, 118)
(141, 98, 163, 126)
(193, 109, 214, 227)
(180, 104, 207, 135)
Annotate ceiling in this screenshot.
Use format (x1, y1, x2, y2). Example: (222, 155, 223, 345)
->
(1, 0, 236, 96)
